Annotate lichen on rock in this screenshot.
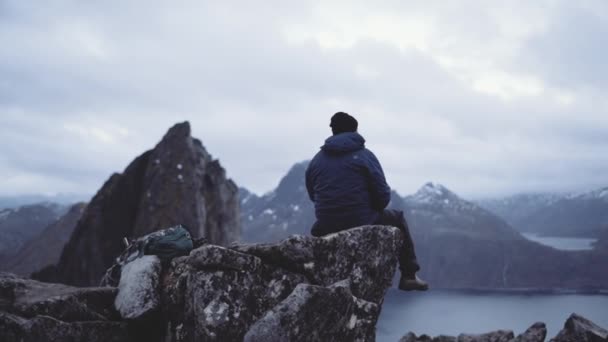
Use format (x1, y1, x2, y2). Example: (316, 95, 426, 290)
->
(1, 225, 402, 342)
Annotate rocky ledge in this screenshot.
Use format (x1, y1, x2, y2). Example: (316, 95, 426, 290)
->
(0, 225, 402, 342)
(400, 313, 608, 342)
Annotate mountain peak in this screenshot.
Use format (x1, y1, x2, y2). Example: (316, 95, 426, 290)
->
(412, 182, 455, 203)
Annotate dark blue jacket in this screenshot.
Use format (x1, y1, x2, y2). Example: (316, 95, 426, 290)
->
(305, 132, 391, 235)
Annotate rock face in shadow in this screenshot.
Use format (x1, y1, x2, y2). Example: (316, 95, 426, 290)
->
(0, 272, 128, 342)
(2, 203, 86, 277)
(39, 122, 240, 286)
(400, 315, 608, 342)
(1, 225, 401, 342)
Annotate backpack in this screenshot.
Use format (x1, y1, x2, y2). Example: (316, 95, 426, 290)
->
(100, 225, 194, 286)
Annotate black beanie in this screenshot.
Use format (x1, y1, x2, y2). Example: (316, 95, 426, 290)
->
(330, 112, 358, 135)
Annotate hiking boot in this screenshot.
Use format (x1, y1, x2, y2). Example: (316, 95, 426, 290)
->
(398, 274, 429, 291)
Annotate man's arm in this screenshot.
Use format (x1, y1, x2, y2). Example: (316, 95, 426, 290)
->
(366, 150, 391, 211)
(305, 162, 315, 202)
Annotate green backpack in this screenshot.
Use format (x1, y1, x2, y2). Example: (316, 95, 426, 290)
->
(144, 225, 194, 260)
(100, 225, 195, 286)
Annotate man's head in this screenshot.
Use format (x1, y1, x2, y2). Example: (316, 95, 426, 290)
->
(330, 112, 358, 135)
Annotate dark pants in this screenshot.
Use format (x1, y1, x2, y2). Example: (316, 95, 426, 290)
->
(311, 209, 420, 277)
(374, 209, 420, 277)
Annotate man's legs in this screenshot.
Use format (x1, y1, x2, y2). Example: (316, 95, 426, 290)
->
(374, 209, 427, 291)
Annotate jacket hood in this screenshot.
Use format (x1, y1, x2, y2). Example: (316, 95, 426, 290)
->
(321, 132, 366, 154)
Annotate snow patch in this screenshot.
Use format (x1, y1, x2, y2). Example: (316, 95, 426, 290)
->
(262, 208, 275, 215)
(0, 209, 12, 220)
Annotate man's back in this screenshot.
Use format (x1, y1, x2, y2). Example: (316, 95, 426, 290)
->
(305, 131, 391, 235)
(305, 111, 427, 290)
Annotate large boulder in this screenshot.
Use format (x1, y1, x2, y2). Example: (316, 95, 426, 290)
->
(114, 255, 162, 320)
(399, 317, 606, 342)
(399, 322, 547, 342)
(3, 225, 401, 341)
(39, 121, 240, 286)
(163, 225, 401, 342)
(551, 313, 608, 342)
(243, 283, 355, 342)
(0, 272, 128, 342)
(513, 322, 547, 342)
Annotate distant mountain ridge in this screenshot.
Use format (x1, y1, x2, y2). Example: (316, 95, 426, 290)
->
(0, 202, 67, 259)
(240, 161, 314, 243)
(1, 203, 86, 277)
(404, 182, 521, 241)
(479, 188, 608, 237)
(477, 193, 563, 228)
(0, 194, 89, 209)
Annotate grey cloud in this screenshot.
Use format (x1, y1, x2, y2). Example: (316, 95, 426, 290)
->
(524, 3, 608, 88)
(0, 0, 607, 199)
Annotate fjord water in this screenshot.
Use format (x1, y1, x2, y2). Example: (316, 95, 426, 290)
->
(522, 233, 597, 251)
(377, 235, 607, 341)
(377, 289, 608, 341)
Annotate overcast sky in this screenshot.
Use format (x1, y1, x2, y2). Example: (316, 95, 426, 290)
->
(1, 0, 607, 199)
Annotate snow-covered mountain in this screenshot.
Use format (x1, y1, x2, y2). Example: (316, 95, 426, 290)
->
(403, 182, 521, 241)
(477, 193, 564, 230)
(239, 161, 315, 242)
(480, 187, 608, 237)
(239, 166, 520, 243)
(0, 202, 67, 258)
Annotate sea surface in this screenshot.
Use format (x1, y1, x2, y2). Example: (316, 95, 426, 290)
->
(376, 289, 608, 341)
(522, 233, 597, 251)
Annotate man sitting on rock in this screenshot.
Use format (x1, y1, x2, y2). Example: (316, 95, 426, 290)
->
(305, 112, 428, 291)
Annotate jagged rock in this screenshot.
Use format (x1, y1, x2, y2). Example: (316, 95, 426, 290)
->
(0, 312, 129, 342)
(5, 225, 401, 341)
(513, 322, 546, 342)
(0, 273, 119, 322)
(457, 330, 514, 342)
(0, 273, 127, 342)
(40, 121, 240, 286)
(187, 245, 261, 272)
(399, 326, 537, 342)
(161, 225, 401, 342)
(235, 225, 402, 303)
(399, 330, 514, 342)
(114, 255, 161, 320)
(399, 332, 455, 342)
(243, 283, 355, 342)
(399, 318, 604, 342)
(551, 313, 608, 342)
